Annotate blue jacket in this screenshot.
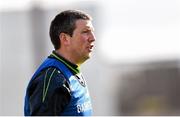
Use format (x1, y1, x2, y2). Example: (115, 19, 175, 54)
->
(24, 55, 92, 116)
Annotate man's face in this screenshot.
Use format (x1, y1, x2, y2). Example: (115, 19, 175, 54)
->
(69, 19, 96, 64)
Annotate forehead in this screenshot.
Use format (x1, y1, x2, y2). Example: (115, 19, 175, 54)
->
(75, 19, 94, 29)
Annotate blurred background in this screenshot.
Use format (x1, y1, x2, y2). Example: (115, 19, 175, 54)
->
(0, 0, 180, 115)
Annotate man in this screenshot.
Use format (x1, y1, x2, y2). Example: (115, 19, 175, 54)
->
(24, 10, 96, 116)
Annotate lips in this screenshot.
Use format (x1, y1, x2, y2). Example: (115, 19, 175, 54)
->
(87, 45, 94, 52)
(90, 45, 94, 49)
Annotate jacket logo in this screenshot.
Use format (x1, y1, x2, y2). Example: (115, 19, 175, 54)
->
(75, 74, 86, 87)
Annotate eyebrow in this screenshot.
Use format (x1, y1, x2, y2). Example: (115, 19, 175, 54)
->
(85, 26, 95, 31)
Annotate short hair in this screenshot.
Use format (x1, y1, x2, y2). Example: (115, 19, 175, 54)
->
(49, 10, 92, 50)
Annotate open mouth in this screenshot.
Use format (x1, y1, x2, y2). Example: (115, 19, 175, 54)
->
(90, 45, 94, 49)
(87, 45, 94, 52)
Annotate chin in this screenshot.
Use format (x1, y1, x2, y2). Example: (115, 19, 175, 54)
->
(85, 55, 90, 60)
(83, 55, 90, 61)
(82, 52, 92, 61)
(87, 53, 92, 58)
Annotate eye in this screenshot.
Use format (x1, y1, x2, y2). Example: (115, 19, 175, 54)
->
(82, 30, 89, 33)
(82, 29, 94, 35)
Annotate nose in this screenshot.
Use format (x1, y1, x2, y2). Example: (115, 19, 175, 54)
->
(89, 32, 96, 42)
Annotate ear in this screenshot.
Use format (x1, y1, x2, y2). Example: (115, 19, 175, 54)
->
(59, 33, 70, 46)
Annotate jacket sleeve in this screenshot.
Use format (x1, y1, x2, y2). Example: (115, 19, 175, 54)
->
(28, 67, 71, 116)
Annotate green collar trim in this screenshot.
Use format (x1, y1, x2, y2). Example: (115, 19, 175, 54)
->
(51, 53, 80, 74)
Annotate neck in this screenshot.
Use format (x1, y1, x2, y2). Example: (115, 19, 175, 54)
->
(55, 49, 82, 66)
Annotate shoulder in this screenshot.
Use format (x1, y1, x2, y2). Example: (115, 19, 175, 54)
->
(27, 67, 71, 101)
(38, 67, 68, 86)
(28, 67, 69, 93)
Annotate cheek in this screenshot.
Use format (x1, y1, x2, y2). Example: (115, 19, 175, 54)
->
(80, 35, 89, 42)
(73, 35, 88, 48)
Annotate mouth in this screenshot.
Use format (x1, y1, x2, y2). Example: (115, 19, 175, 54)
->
(87, 45, 94, 52)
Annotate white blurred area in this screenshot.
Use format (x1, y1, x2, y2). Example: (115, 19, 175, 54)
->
(1, 0, 180, 115)
(99, 0, 180, 63)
